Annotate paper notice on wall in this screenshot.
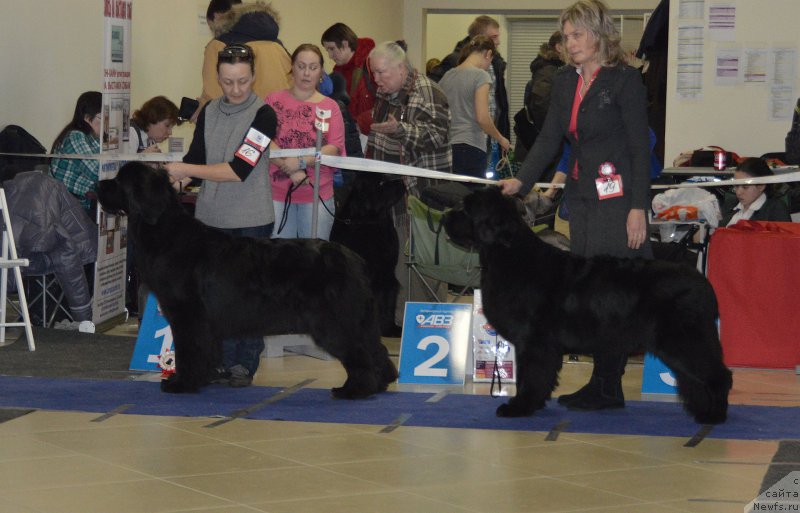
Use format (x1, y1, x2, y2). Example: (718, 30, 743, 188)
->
(714, 47, 741, 85)
(743, 48, 768, 83)
(677, 62, 703, 100)
(677, 24, 704, 61)
(676, 24, 704, 100)
(770, 46, 798, 86)
(768, 46, 797, 120)
(679, 0, 704, 19)
(770, 85, 796, 121)
(708, 4, 735, 41)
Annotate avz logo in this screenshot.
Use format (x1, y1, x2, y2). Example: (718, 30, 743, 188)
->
(415, 313, 454, 328)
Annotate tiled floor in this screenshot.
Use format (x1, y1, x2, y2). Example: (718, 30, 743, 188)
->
(0, 318, 796, 513)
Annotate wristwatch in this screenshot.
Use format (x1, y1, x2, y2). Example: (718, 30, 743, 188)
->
(298, 157, 307, 170)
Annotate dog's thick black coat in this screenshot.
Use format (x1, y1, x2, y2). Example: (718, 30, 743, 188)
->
(443, 188, 732, 424)
(97, 162, 397, 397)
(330, 173, 406, 337)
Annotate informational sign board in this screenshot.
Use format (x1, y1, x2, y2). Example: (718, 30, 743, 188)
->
(93, 0, 132, 324)
(472, 290, 516, 383)
(129, 293, 173, 372)
(398, 302, 471, 385)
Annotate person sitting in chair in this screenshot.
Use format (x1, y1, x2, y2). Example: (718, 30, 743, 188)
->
(721, 157, 790, 227)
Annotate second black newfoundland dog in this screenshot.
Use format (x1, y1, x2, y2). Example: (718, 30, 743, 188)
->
(443, 188, 732, 424)
(330, 173, 406, 337)
(97, 162, 397, 398)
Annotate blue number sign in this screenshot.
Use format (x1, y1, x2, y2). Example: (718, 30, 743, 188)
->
(129, 293, 173, 372)
(397, 302, 472, 385)
(641, 353, 678, 396)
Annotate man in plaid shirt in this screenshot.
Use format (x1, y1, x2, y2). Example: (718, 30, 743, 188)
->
(367, 41, 451, 181)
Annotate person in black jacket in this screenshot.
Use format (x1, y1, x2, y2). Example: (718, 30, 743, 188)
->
(720, 157, 791, 227)
(501, 0, 652, 412)
(428, 15, 510, 139)
(514, 31, 565, 165)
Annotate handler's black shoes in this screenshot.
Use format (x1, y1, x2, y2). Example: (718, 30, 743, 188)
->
(562, 377, 625, 411)
(557, 382, 594, 406)
(208, 367, 231, 385)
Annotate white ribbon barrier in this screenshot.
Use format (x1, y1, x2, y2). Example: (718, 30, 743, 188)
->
(3, 150, 799, 190)
(321, 155, 498, 185)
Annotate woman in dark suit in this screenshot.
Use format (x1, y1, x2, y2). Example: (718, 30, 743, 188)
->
(720, 157, 791, 227)
(500, 0, 651, 411)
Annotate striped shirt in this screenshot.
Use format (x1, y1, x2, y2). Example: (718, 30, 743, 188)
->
(50, 130, 100, 212)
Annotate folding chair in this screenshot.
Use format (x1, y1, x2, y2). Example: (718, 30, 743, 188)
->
(21, 273, 73, 328)
(0, 188, 35, 350)
(405, 194, 480, 302)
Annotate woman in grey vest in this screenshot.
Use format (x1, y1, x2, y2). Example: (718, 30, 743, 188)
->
(166, 43, 278, 387)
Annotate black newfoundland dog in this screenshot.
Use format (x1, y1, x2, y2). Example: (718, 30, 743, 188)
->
(330, 173, 406, 337)
(97, 162, 397, 398)
(443, 188, 732, 424)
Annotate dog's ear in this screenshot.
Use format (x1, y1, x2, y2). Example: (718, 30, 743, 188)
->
(119, 163, 174, 225)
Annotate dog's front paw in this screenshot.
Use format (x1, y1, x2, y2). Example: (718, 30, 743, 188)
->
(160, 375, 199, 394)
(331, 385, 375, 400)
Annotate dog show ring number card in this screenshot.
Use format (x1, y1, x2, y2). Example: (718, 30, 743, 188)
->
(398, 303, 471, 385)
(130, 293, 174, 373)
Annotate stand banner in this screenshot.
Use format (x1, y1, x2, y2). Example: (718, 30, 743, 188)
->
(94, 0, 133, 324)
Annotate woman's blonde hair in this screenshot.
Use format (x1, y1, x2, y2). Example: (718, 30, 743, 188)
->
(560, 0, 626, 67)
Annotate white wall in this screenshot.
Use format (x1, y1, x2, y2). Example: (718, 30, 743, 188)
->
(0, 1, 104, 149)
(0, 0, 403, 149)
(664, 0, 800, 163)
(425, 13, 509, 68)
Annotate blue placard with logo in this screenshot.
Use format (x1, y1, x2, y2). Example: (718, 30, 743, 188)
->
(397, 302, 472, 385)
(129, 293, 174, 372)
(641, 353, 678, 396)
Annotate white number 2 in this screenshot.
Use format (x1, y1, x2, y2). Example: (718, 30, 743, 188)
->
(414, 335, 450, 377)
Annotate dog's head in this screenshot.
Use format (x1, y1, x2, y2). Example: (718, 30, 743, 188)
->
(443, 187, 527, 249)
(338, 173, 406, 220)
(97, 162, 176, 225)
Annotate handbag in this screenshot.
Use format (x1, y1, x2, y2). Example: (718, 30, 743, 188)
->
(512, 106, 538, 150)
(673, 145, 740, 168)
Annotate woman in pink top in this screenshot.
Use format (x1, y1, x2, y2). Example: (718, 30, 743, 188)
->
(266, 43, 345, 240)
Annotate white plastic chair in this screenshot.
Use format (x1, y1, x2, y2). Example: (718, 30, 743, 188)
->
(0, 188, 35, 350)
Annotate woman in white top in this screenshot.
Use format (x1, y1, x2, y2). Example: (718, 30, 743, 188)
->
(438, 35, 510, 180)
(721, 157, 791, 227)
(126, 96, 178, 154)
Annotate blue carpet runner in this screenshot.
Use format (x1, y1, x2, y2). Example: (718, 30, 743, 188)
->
(0, 375, 794, 440)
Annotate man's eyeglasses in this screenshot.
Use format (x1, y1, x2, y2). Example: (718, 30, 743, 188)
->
(219, 45, 253, 59)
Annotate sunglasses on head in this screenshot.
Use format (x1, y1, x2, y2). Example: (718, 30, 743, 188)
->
(219, 44, 253, 59)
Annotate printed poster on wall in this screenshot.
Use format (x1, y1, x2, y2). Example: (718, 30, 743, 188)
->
(94, 0, 133, 324)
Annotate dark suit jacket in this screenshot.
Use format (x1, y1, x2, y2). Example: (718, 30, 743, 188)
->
(720, 193, 791, 227)
(517, 64, 651, 258)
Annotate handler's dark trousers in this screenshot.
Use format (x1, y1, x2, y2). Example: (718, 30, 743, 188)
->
(218, 223, 273, 376)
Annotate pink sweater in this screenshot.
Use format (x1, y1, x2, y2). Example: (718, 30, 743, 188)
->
(265, 90, 345, 203)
